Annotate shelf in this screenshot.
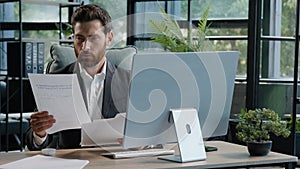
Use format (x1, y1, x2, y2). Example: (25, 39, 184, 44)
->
(0, 38, 19, 42)
(0, 0, 19, 3)
(0, 0, 81, 152)
(23, 0, 80, 6)
(23, 0, 81, 7)
(0, 0, 81, 6)
(0, 22, 66, 31)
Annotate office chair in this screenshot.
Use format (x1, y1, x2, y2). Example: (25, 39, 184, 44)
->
(46, 44, 137, 73)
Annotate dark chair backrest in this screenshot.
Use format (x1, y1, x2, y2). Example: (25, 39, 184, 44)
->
(46, 44, 137, 73)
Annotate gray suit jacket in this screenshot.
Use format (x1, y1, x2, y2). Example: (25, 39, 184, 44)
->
(26, 60, 130, 150)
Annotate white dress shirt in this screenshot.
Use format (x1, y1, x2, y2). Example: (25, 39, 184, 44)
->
(78, 61, 106, 120)
(33, 61, 107, 145)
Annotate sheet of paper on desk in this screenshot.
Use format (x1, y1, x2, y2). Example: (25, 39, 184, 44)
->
(81, 113, 125, 146)
(28, 74, 91, 134)
(0, 154, 89, 169)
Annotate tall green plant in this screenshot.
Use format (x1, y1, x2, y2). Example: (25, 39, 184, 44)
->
(149, 6, 213, 52)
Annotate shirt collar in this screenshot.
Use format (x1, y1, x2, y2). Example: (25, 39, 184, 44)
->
(78, 60, 107, 80)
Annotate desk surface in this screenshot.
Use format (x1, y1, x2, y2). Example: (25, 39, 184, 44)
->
(0, 141, 298, 169)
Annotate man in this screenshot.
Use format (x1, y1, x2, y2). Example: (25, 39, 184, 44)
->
(26, 4, 130, 150)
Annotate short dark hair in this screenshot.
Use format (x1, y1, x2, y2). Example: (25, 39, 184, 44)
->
(71, 4, 112, 34)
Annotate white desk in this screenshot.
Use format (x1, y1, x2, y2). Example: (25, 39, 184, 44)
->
(0, 141, 298, 169)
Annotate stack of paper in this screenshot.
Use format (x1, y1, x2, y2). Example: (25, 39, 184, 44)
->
(0, 155, 89, 169)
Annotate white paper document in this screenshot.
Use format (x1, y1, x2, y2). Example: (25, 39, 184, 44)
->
(28, 74, 91, 134)
(0, 155, 89, 169)
(81, 113, 125, 146)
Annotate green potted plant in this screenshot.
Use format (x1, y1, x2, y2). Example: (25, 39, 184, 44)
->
(236, 108, 291, 156)
(149, 6, 214, 52)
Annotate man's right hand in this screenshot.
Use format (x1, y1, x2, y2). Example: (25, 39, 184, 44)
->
(30, 111, 56, 138)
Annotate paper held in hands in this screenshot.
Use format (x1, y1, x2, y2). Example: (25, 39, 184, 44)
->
(81, 113, 126, 146)
(28, 74, 91, 134)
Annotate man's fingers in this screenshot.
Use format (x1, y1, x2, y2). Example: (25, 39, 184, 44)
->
(30, 115, 54, 124)
(30, 111, 56, 134)
(30, 111, 49, 118)
(33, 122, 54, 133)
(31, 119, 55, 134)
(31, 117, 55, 127)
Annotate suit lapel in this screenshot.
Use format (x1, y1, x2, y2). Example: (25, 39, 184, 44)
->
(102, 60, 116, 118)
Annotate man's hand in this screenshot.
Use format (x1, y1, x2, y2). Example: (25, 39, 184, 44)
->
(30, 111, 56, 138)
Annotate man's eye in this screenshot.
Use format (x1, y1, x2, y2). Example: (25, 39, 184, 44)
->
(76, 37, 85, 42)
(89, 36, 99, 42)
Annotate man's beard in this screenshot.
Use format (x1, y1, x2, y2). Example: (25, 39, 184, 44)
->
(78, 53, 100, 68)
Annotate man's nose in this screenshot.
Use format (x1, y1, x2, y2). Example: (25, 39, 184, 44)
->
(82, 39, 91, 50)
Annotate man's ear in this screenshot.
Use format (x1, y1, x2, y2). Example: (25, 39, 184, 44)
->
(106, 31, 114, 46)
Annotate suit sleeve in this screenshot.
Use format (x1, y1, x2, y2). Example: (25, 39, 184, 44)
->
(25, 128, 58, 150)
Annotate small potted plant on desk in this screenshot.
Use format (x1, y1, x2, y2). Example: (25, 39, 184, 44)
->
(236, 108, 291, 156)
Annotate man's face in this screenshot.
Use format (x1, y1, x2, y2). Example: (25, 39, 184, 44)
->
(73, 20, 113, 68)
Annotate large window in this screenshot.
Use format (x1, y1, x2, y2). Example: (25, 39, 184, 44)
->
(127, 0, 248, 76)
(90, 0, 128, 47)
(0, 0, 298, 78)
(126, 0, 298, 79)
(267, 0, 296, 78)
